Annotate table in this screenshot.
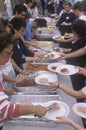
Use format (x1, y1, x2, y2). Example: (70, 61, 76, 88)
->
(3, 69, 84, 130)
(2, 26, 84, 130)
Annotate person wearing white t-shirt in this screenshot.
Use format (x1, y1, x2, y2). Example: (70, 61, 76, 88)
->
(4, 0, 13, 18)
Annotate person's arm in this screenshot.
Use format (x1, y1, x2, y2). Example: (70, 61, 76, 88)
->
(46, 82, 86, 99)
(55, 117, 86, 130)
(11, 58, 23, 74)
(60, 48, 86, 60)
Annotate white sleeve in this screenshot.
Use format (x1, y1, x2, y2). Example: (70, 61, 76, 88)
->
(81, 86, 86, 95)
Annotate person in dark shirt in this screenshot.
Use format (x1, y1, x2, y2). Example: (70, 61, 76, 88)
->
(56, 2, 76, 35)
(11, 17, 43, 73)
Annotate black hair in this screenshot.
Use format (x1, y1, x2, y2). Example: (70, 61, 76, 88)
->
(72, 19, 86, 37)
(73, 2, 84, 12)
(13, 4, 27, 15)
(10, 17, 26, 30)
(0, 32, 15, 53)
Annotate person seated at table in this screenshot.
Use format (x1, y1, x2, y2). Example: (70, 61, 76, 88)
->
(56, 2, 76, 35)
(55, 117, 86, 130)
(10, 17, 43, 72)
(11, 4, 39, 48)
(0, 33, 46, 128)
(0, 18, 34, 95)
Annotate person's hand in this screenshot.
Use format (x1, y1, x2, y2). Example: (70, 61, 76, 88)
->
(59, 53, 69, 60)
(55, 117, 72, 124)
(16, 74, 26, 83)
(34, 56, 42, 62)
(4, 88, 16, 95)
(34, 105, 46, 117)
(21, 70, 34, 75)
(77, 66, 86, 76)
(44, 82, 59, 88)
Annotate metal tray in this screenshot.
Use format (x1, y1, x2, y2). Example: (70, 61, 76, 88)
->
(9, 95, 61, 127)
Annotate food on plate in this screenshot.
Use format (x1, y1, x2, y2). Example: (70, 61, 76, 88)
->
(61, 22, 71, 26)
(39, 78, 49, 85)
(26, 64, 48, 72)
(77, 106, 86, 114)
(46, 53, 54, 59)
(53, 47, 61, 52)
(64, 33, 73, 39)
(46, 103, 61, 112)
(51, 66, 57, 70)
(54, 36, 63, 41)
(39, 42, 52, 47)
(60, 68, 69, 74)
(16, 79, 35, 87)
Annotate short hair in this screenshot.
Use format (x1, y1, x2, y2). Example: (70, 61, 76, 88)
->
(13, 4, 27, 15)
(73, 2, 84, 12)
(10, 17, 26, 30)
(63, 2, 72, 7)
(72, 19, 86, 37)
(0, 32, 15, 53)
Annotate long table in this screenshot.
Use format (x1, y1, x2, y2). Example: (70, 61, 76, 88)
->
(2, 23, 84, 130)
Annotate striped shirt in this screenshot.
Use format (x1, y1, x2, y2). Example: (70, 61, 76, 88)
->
(0, 82, 20, 127)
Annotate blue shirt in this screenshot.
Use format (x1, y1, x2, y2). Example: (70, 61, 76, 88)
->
(24, 21, 34, 40)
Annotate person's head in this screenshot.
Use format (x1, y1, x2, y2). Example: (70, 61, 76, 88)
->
(0, 18, 14, 34)
(25, 0, 33, 8)
(10, 17, 26, 38)
(0, 32, 15, 65)
(63, 2, 72, 13)
(33, 19, 40, 29)
(13, 4, 27, 18)
(73, 2, 84, 16)
(72, 19, 86, 38)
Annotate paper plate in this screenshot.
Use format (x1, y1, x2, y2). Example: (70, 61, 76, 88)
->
(35, 73, 57, 86)
(56, 64, 79, 75)
(47, 62, 63, 72)
(53, 35, 64, 42)
(44, 51, 61, 60)
(43, 100, 70, 121)
(73, 103, 86, 119)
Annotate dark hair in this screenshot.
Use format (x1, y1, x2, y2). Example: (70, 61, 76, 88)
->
(13, 4, 27, 15)
(73, 2, 84, 12)
(25, 0, 32, 4)
(63, 2, 72, 7)
(72, 19, 86, 37)
(10, 17, 26, 30)
(0, 32, 15, 53)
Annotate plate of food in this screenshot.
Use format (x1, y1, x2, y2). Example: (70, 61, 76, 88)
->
(64, 33, 73, 39)
(73, 103, 86, 119)
(53, 35, 64, 42)
(43, 100, 70, 121)
(56, 64, 79, 75)
(35, 73, 57, 86)
(61, 22, 72, 26)
(44, 51, 61, 60)
(47, 62, 63, 72)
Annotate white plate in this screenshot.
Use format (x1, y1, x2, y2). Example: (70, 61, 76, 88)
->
(53, 35, 64, 41)
(44, 51, 61, 60)
(56, 64, 79, 75)
(47, 62, 63, 72)
(73, 103, 86, 119)
(35, 73, 57, 85)
(43, 100, 70, 121)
